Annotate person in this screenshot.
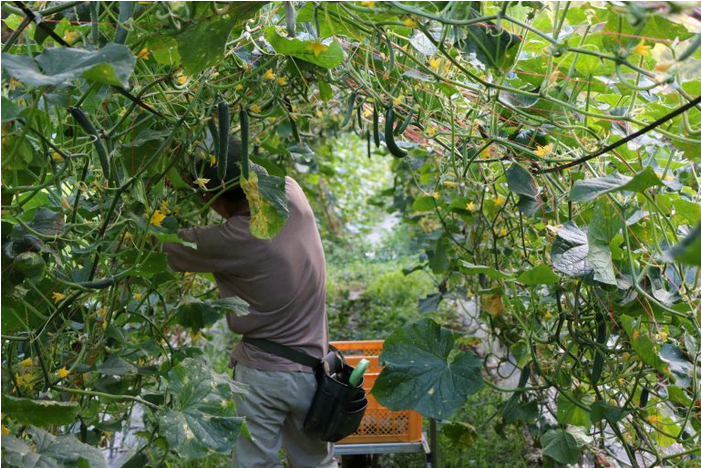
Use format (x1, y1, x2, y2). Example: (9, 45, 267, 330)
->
(163, 136, 337, 468)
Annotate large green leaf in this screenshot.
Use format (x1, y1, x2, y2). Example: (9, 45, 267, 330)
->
(620, 315, 667, 373)
(541, 429, 583, 465)
(157, 358, 247, 459)
(177, 3, 266, 75)
(265, 28, 344, 69)
(240, 167, 289, 240)
(586, 201, 623, 286)
(668, 223, 701, 266)
(569, 167, 664, 203)
(590, 400, 629, 424)
(516, 264, 559, 285)
(460, 261, 512, 279)
(1, 426, 107, 468)
(506, 163, 540, 217)
(175, 295, 249, 332)
(556, 394, 591, 428)
(1, 44, 136, 88)
(551, 222, 592, 278)
(1, 395, 79, 427)
(373, 318, 484, 419)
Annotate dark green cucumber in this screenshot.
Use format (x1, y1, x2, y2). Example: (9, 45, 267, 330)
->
(240, 108, 250, 180)
(591, 313, 607, 385)
(340, 92, 357, 128)
(218, 102, 229, 180)
(208, 117, 219, 162)
(69, 106, 110, 181)
(367, 129, 371, 159)
(384, 106, 407, 158)
(372, 105, 380, 148)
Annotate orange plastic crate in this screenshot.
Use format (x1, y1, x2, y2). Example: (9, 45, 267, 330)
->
(331, 340, 423, 444)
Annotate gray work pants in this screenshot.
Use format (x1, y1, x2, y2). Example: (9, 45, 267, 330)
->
(232, 364, 338, 468)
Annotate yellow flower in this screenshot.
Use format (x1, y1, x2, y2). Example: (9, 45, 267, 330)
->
(404, 18, 417, 28)
(160, 200, 169, 212)
(432, 192, 440, 199)
(363, 108, 373, 118)
(52, 292, 66, 303)
(52, 151, 63, 161)
(61, 197, 71, 210)
(499, 228, 508, 236)
(361, 1, 375, 7)
(647, 414, 660, 425)
(429, 56, 442, 70)
(494, 196, 506, 206)
(306, 40, 329, 58)
(57, 366, 70, 378)
(632, 40, 651, 57)
(149, 209, 166, 227)
(62, 30, 79, 45)
(657, 331, 668, 342)
(235, 84, 244, 91)
(315, 110, 323, 118)
(466, 202, 476, 211)
(277, 77, 288, 86)
(1, 425, 9, 436)
(633, 329, 641, 339)
(194, 177, 210, 189)
(393, 95, 404, 106)
(136, 48, 150, 59)
(118, 107, 127, 117)
(97, 308, 107, 318)
(210, 154, 217, 166)
(122, 231, 132, 242)
(263, 69, 276, 80)
(19, 358, 33, 368)
(176, 73, 188, 85)
(134, 292, 143, 301)
(425, 126, 437, 136)
(250, 104, 261, 113)
(534, 144, 553, 157)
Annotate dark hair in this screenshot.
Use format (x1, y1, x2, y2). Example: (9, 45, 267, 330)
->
(191, 135, 246, 202)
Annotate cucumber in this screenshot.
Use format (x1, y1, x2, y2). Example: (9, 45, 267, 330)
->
(372, 105, 380, 148)
(340, 92, 357, 128)
(591, 313, 607, 385)
(69, 107, 110, 181)
(384, 106, 407, 158)
(208, 117, 219, 162)
(218, 102, 229, 181)
(394, 109, 414, 135)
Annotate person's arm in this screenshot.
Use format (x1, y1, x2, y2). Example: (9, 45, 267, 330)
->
(163, 225, 227, 273)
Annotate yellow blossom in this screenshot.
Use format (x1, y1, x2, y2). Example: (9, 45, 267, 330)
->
(404, 18, 418, 28)
(656, 331, 668, 341)
(393, 95, 404, 106)
(250, 104, 262, 113)
(97, 308, 107, 318)
(534, 144, 553, 157)
(210, 154, 217, 166)
(263, 69, 276, 80)
(62, 30, 79, 45)
(235, 84, 244, 91)
(633, 329, 641, 339)
(52, 292, 66, 303)
(647, 414, 660, 425)
(632, 40, 651, 57)
(425, 126, 437, 136)
(361, 1, 375, 7)
(52, 152, 63, 161)
(306, 40, 329, 58)
(363, 108, 372, 118)
(494, 196, 506, 206)
(499, 228, 507, 236)
(429, 56, 442, 71)
(134, 292, 143, 301)
(149, 209, 166, 227)
(57, 366, 70, 378)
(194, 177, 210, 189)
(19, 358, 33, 368)
(176, 74, 188, 85)
(122, 231, 132, 242)
(466, 202, 476, 211)
(160, 200, 169, 212)
(277, 77, 288, 86)
(1, 425, 9, 436)
(432, 192, 440, 199)
(118, 107, 127, 117)
(136, 48, 150, 59)
(61, 197, 71, 210)
(14, 373, 24, 386)
(315, 110, 323, 118)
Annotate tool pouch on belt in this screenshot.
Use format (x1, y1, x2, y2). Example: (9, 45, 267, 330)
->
(242, 337, 368, 442)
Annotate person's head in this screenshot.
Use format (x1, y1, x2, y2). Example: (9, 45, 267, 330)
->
(189, 135, 248, 217)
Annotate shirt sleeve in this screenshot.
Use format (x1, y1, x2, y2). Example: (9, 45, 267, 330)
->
(163, 225, 228, 273)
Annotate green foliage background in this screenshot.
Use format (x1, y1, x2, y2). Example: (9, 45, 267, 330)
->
(1, 1, 701, 466)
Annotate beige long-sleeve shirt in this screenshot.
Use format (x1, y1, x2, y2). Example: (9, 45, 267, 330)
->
(163, 177, 329, 372)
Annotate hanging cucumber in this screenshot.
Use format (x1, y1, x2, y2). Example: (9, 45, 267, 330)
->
(114, 1, 134, 45)
(384, 106, 407, 158)
(367, 130, 371, 159)
(340, 92, 357, 128)
(394, 109, 414, 136)
(69, 106, 110, 181)
(591, 313, 606, 385)
(372, 105, 380, 148)
(240, 108, 250, 180)
(208, 117, 219, 162)
(218, 101, 229, 180)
